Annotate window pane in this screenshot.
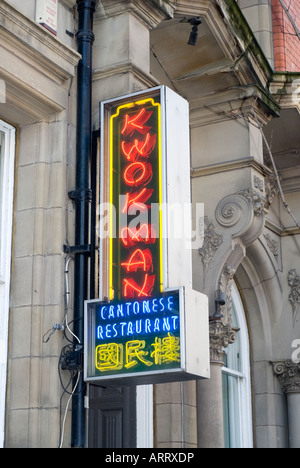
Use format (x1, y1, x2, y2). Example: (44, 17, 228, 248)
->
(226, 300, 242, 372)
(223, 373, 242, 448)
(0, 131, 4, 263)
(222, 283, 253, 448)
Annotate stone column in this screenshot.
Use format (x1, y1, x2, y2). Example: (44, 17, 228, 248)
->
(273, 361, 300, 448)
(197, 319, 238, 448)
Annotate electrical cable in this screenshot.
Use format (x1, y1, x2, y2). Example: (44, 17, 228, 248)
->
(278, 0, 300, 42)
(58, 372, 81, 448)
(251, 111, 300, 231)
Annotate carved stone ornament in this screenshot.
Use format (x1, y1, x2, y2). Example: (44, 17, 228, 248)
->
(218, 264, 236, 325)
(288, 269, 300, 327)
(199, 218, 223, 270)
(265, 174, 278, 210)
(209, 320, 239, 365)
(209, 264, 239, 364)
(216, 188, 265, 247)
(264, 233, 279, 263)
(237, 188, 266, 217)
(272, 360, 300, 394)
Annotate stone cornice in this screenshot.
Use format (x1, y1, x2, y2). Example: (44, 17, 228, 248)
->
(272, 361, 300, 394)
(191, 157, 272, 180)
(270, 72, 300, 114)
(0, 1, 80, 80)
(0, 0, 81, 123)
(96, 0, 174, 27)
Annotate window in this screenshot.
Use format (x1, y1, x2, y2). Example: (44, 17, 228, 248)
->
(0, 130, 5, 275)
(0, 123, 15, 281)
(0, 120, 16, 448)
(222, 282, 253, 448)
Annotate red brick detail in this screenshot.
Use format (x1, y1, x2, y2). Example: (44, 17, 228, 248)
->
(271, 0, 300, 71)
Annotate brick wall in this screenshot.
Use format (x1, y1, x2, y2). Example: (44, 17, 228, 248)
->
(272, 0, 300, 71)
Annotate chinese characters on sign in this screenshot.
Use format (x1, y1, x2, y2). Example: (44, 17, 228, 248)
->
(94, 291, 181, 377)
(110, 96, 162, 302)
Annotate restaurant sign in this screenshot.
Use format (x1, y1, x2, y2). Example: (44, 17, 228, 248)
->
(84, 87, 209, 385)
(84, 287, 209, 385)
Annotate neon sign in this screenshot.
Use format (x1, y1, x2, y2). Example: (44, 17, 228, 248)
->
(109, 95, 163, 302)
(85, 88, 210, 385)
(86, 290, 182, 379)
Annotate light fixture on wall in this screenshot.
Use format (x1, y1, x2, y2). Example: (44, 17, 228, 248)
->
(187, 17, 202, 46)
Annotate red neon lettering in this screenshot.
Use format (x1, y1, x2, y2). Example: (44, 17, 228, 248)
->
(121, 108, 153, 136)
(120, 224, 156, 248)
(123, 274, 156, 298)
(123, 162, 153, 187)
(121, 249, 153, 273)
(121, 133, 156, 161)
(122, 188, 154, 214)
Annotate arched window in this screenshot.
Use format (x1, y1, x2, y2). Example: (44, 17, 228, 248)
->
(222, 282, 253, 448)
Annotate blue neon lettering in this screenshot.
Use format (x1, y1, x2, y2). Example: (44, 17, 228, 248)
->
(136, 320, 142, 334)
(126, 302, 132, 316)
(168, 296, 174, 311)
(163, 317, 171, 332)
(97, 325, 104, 339)
(120, 322, 127, 336)
(106, 324, 112, 338)
(154, 318, 160, 333)
(108, 306, 115, 320)
(159, 298, 165, 312)
(152, 299, 158, 312)
(100, 306, 107, 320)
(117, 304, 124, 318)
(113, 323, 118, 338)
(133, 302, 140, 315)
(127, 321, 134, 335)
(145, 319, 151, 333)
(143, 301, 150, 314)
(172, 316, 179, 330)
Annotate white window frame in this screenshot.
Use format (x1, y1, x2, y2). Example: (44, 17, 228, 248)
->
(0, 120, 16, 448)
(222, 283, 253, 449)
(136, 385, 154, 448)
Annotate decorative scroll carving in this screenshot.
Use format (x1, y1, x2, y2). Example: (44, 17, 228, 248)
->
(198, 219, 223, 270)
(237, 188, 265, 217)
(272, 360, 300, 394)
(215, 188, 265, 247)
(288, 269, 300, 327)
(216, 198, 242, 228)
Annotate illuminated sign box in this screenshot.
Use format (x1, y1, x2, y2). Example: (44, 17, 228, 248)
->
(99, 86, 194, 301)
(87, 86, 210, 385)
(84, 287, 209, 385)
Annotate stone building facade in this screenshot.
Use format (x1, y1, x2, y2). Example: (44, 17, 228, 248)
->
(1, 0, 300, 448)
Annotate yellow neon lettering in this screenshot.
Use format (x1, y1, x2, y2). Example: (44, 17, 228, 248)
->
(125, 340, 153, 369)
(96, 343, 123, 372)
(151, 333, 181, 365)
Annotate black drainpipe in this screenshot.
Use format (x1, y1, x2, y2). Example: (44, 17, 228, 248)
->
(70, 0, 95, 448)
